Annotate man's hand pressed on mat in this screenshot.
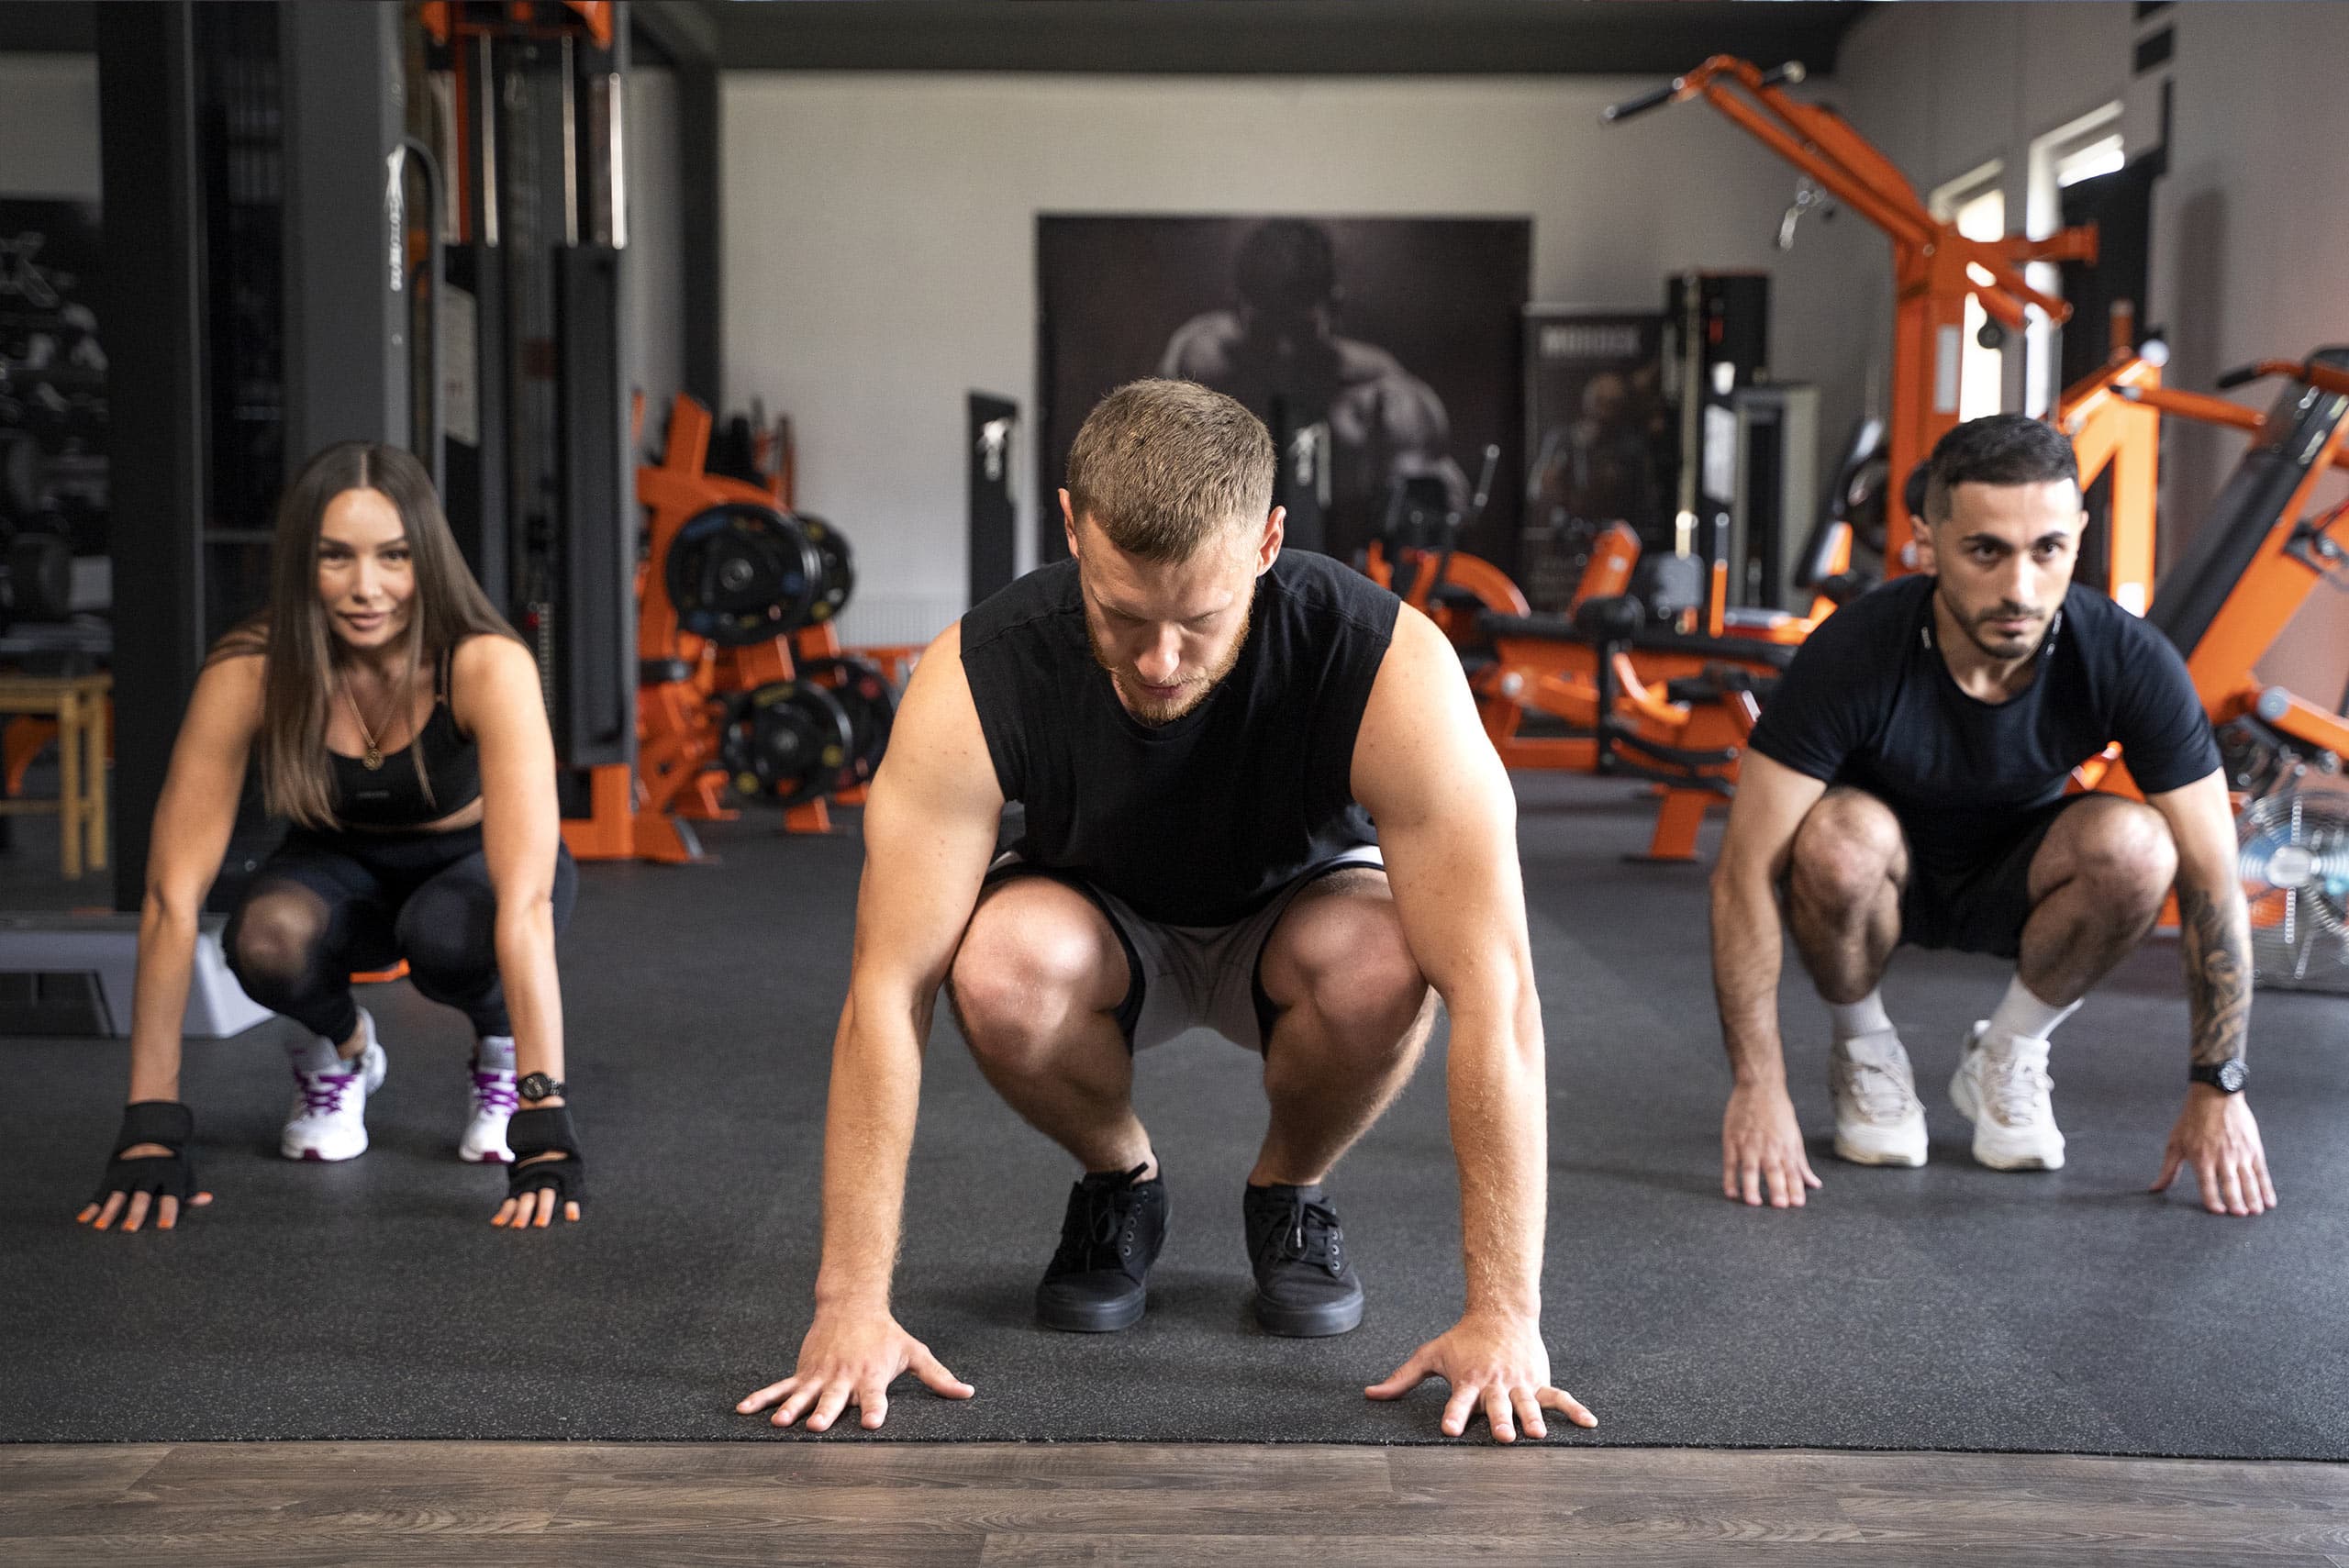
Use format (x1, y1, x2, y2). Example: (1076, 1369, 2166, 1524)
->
(738, 380, 1595, 1440)
(1709, 414, 2272, 1217)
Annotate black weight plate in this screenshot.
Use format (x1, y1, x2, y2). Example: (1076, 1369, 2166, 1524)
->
(798, 514, 854, 624)
(664, 503, 822, 647)
(799, 656, 896, 793)
(719, 679, 855, 806)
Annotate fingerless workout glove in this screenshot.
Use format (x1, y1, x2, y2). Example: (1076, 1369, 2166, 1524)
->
(93, 1100, 198, 1207)
(506, 1106, 585, 1208)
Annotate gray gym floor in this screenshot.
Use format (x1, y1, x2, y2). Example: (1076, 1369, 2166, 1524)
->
(3, 772, 2345, 1454)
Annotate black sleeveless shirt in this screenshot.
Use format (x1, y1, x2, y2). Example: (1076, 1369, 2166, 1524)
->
(329, 648, 483, 829)
(961, 550, 1399, 927)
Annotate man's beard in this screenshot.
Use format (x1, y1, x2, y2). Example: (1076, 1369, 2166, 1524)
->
(1091, 601, 1252, 728)
(1939, 581, 2046, 661)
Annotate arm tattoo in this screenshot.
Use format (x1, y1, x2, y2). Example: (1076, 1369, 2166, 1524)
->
(2176, 882, 2252, 1068)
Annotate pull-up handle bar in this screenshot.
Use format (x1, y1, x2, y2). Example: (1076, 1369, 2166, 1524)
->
(1603, 60, 1806, 124)
(2217, 359, 2349, 398)
(2117, 373, 2349, 472)
(1601, 54, 2076, 329)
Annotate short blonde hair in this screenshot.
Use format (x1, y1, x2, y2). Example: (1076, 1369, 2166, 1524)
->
(1065, 380, 1275, 562)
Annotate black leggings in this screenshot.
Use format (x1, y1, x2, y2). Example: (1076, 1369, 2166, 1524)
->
(223, 825, 577, 1043)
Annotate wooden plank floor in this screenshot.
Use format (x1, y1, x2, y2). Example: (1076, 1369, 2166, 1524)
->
(4, 1443, 2348, 1566)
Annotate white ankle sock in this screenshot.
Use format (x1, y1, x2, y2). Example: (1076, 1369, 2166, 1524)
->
(475, 1034, 517, 1073)
(1985, 975, 2081, 1043)
(1827, 990, 1893, 1040)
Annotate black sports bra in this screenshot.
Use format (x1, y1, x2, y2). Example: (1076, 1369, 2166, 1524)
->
(328, 649, 483, 829)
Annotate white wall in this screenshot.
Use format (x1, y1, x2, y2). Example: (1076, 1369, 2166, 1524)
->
(625, 66, 687, 437)
(1827, 1, 2349, 700)
(0, 54, 101, 198)
(721, 72, 1874, 645)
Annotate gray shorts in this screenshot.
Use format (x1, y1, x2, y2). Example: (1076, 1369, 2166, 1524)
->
(982, 846, 1386, 1053)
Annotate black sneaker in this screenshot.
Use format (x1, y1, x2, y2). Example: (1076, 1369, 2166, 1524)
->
(1035, 1164, 1167, 1333)
(1243, 1182, 1364, 1337)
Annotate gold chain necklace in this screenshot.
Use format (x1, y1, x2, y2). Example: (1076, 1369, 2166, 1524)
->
(340, 667, 410, 772)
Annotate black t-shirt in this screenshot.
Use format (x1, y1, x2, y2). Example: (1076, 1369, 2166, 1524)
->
(961, 550, 1399, 927)
(1746, 574, 2220, 868)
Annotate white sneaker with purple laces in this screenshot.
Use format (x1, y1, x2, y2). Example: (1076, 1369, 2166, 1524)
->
(461, 1034, 518, 1163)
(281, 1009, 387, 1162)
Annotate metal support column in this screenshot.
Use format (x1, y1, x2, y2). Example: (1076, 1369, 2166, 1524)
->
(279, 0, 409, 462)
(97, 2, 209, 914)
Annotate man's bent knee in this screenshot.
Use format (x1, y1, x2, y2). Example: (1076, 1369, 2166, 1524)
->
(2054, 799, 2177, 915)
(1788, 792, 1906, 910)
(1304, 941, 1428, 1051)
(1267, 880, 1431, 1060)
(948, 883, 1128, 1069)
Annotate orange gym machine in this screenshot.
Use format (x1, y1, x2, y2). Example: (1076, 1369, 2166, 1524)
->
(421, 3, 612, 50)
(1605, 56, 2098, 579)
(1455, 51, 2096, 861)
(2051, 336, 2165, 615)
(1452, 461, 1865, 858)
(1353, 448, 1531, 647)
(1477, 576, 1794, 861)
(563, 395, 897, 863)
(1359, 538, 1531, 647)
(1354, 443, 1835, 861)
(2073, 350, 2349, 987)
(2133, 352, 2349, 768)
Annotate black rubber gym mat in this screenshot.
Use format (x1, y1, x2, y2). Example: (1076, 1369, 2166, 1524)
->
(4, 772, 2345, 1455)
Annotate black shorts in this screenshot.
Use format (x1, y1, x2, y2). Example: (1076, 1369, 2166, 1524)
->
(1898, 795, 2090, 960)
(253, 825, 578, 973)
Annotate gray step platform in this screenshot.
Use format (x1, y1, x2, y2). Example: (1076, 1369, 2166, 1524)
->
(0, 913, 272, 1038)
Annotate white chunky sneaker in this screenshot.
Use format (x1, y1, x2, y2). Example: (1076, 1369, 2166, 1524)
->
(1950, 1021, 2065, 1170)
(460, 1035, 518, 1164)
(1830, 1028, 1929, 1167)
(281, 1010, 387, 1162)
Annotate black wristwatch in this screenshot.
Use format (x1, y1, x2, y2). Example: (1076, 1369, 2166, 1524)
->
(2189, 1060, 2248, 1094)
(516, 1073, 569, 1103)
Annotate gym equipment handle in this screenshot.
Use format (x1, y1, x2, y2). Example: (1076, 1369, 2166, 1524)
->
(398, 136, 447, 499)
(2215, 358, 2349, 396)
(1603, 60, 1804, 123)
(1602, 78, 1684, 123)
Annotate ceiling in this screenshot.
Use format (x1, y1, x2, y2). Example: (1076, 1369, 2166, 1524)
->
(0, 2, 1870, 78)
(673, 1, 1868, 76)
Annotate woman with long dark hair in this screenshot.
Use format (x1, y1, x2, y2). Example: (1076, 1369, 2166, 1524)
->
(79, 442, 583, 1233)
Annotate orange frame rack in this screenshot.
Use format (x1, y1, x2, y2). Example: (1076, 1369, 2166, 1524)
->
(2054, 350, 2165, 614)
(1606, 56, 2097, 575)
(2064, 352, 2349, 804)
(2162, 357, 2349, 759)
(563, 395, 855, 863)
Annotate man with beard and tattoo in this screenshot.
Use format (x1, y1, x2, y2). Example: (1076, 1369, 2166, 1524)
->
(1709, 414, 2274, 1218)
(738, 379, 1598, 1444)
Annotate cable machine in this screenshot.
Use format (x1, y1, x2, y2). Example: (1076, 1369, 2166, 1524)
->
(1605, 55, 2099, 579)
(417, 0, 635, 815)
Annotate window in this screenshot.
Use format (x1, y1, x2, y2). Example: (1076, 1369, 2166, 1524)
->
(2055, 131, 2125, 188)
(2025, 102, 2125, 415)
(1931, 161, 2007, 423)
